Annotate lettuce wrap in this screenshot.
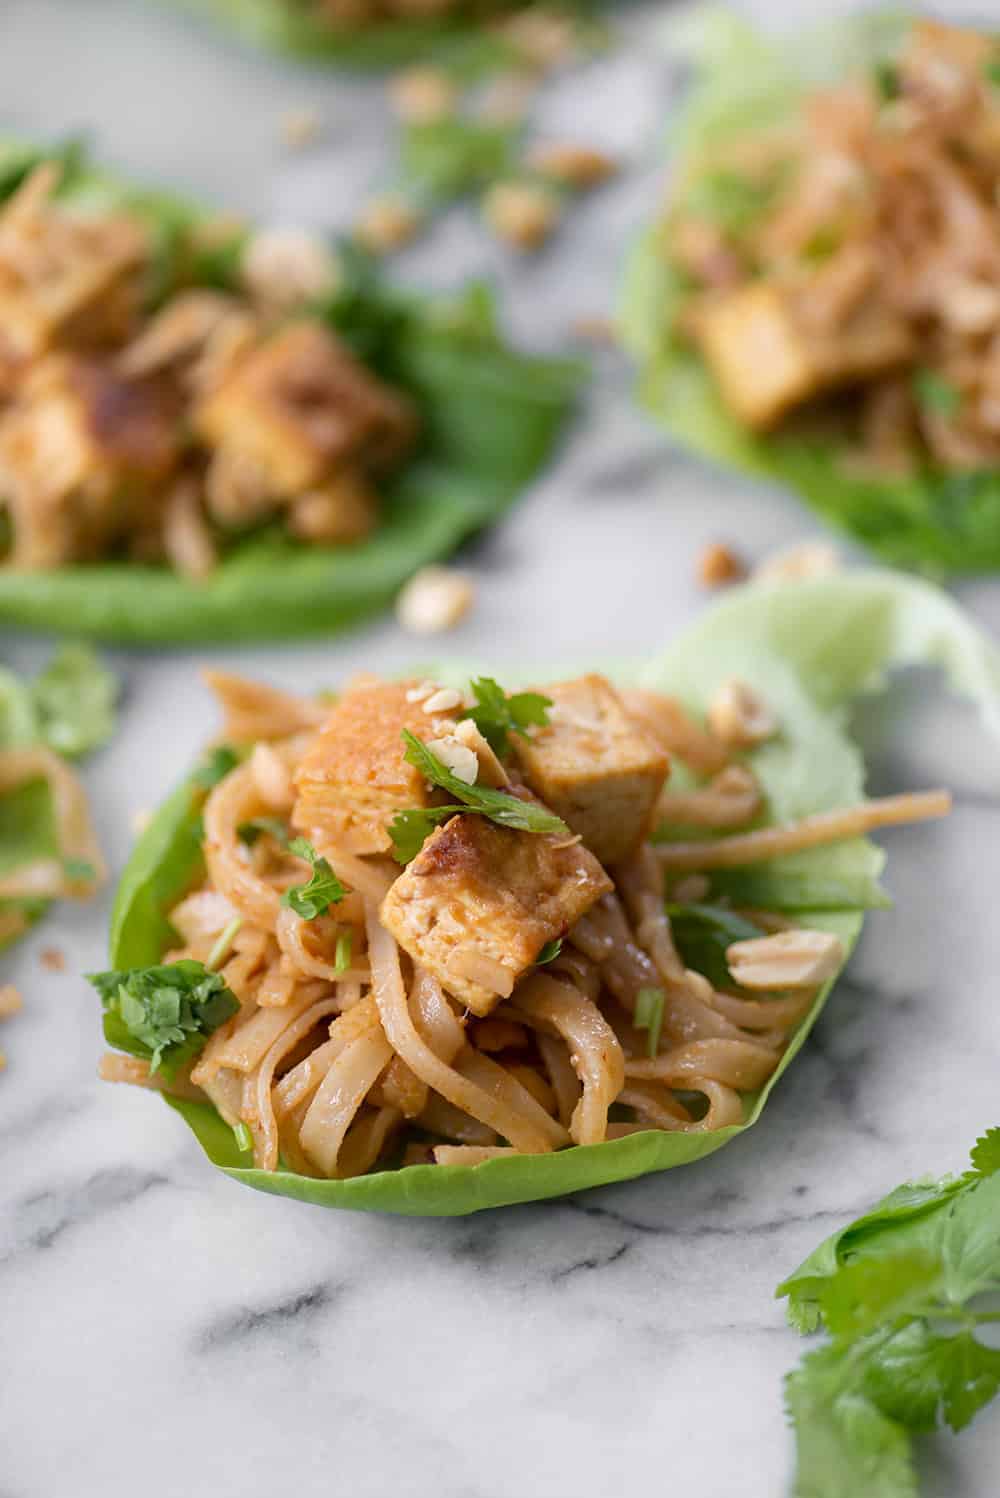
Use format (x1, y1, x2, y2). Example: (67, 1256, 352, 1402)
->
(620, 10, 1000, 576)
(100, 571, 1000, 1214)
(0, 645, 117, 950)
(0, 140, 582, 641)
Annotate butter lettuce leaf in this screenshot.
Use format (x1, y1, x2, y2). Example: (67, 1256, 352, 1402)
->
(619, 9, 1000, 575)
(102, 572, 1000, 1213)
(0, 141, 581, 641)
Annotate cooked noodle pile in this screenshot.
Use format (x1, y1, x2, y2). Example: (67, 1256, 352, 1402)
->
(100, 668, 949, 1176)
(0, 163, 414, 573)
(665, 21, 1000, 473)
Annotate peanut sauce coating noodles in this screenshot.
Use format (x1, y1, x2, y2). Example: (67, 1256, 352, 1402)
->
(95, 669, 949, 1178)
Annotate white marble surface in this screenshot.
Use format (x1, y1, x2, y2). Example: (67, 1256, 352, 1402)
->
(2, 2, 1000, 1494)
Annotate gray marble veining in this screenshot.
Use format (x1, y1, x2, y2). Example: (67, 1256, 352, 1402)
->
(1, 2, 999, 1494)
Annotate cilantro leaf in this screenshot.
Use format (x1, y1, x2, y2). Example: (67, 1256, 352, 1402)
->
(634, 987, 665, 1058)
(969, 1128, 1000, 1179)
(861, 1322, 1000, 1435)
(666, 902, 765, 989)
(785, 1346, 918, 1498)
(88, 958, 238, 1078)
(873, 60, 902, 103)
(236, 817, 290, 848)
(983, 59, 1000, 88)
(818, 1254, 940, 1343)
(401, 730, 569, 838)
(401, 117, 519, 202)
(460, 676, 553, 756)
(30, 644, 118, 757)
(388, 804, 465, 865)
(536, 938, 563, 965)
(913, 368, 961, 420)
(281, 837, 346, 920)
(941, 1170, 1000, 1304)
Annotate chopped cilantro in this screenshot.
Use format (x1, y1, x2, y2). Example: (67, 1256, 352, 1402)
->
(388, 804, 465, 865)
(634, 987, 665, 1058)
(983, 59, 1000, 88)
(236, 817, 290, 848)
(402, 730, 570, 836)
(536, 938, 563, 965)
(460, 676, 553, 756)
(88, 958, 239, 1077)
(63, 857, 97, 885)
(873, 60, 901, 103)
(334, 930, 353, 976)
(30, 644, 118, 758)
(281, 838, 346, 920)
(913, 368, 961, 420)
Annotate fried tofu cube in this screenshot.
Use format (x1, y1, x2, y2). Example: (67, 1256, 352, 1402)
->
(696, 282, 818, 430)
(0, 354, 179, 567)
(292, 679, 463, 855)
(696, 281, 913, 431)
(511, 674, 670, 866)
(194, 322, 416, 515)
(379, 811, 613, 1015)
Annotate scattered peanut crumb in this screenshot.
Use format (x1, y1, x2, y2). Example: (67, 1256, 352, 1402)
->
(698, 541, 747, 589)
(477, 72, 537, 125)
(0, 984, 23, 1018)
(421, 686, 464, 715)
(423, 735, 479, 784)
(708, 678, 778, 749)
(754, 541, 841, 584)
(571, 315, 617, 346)
(355, 194, 421, 255)
(501, 9, 579, 70)
(388, 67, 457, 125)
(527, 143, 617, 189)
(396, 566, 475, 635)
(40, 947, 66, 973)
(483, 181, 560, 250)
(280, 107, 322, 149)
(243, 229, 338, 309)
(727, 929, 845, 990)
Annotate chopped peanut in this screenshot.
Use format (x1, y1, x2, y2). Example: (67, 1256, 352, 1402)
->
(698, 541, 747, 588)
(423, 736, 479, 784)
(754, 541, 841, 584)
(396, 566, 475, 634)
(280, 108, 322, 149)
(527, 143, 617, 189)
(355, 195, 421, 255)
(726, 930, 845, 990)
(421, 687, 464, 715)
(707, 679, 777, 749)
(0, 984, 23, 1018)
(389, 67, 457, 125)
(483, 182, 560, 250)
(243, 229, 338, 310)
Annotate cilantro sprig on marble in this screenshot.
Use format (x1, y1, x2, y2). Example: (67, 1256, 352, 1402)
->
(459, 676, 552, 756)
(389, 728, 568, 864)
(778, 1129, 1000, 1498)
(281, 838, 346, 920)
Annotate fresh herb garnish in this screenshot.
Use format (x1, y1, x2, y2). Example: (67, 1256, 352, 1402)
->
(666, 903, 766, 989)
(88, 958, 239, 1077)
(536, 938, 563, 965)
(873, 60, 901, 103)
(460, 676, 553, 756)
(779, 1129, 1000, 1497)
(29, 644, 118, 758)
(404, 730, 570, 832)
(232, 1121, 253, 1154)
(193, 746, 240, 789)
(206, 915, 242, 972)
(281, 838, 346, 920)
(983, 58, 1000, 88)
(63, 857, 97, 884)
(913, 368, 961, 420)
(334, 930, 353, 976)
(634, 987, 665, 1057)
(388, 804, 464, 865)
(401, 117, 520, 202)
(236, 817, 290, 848)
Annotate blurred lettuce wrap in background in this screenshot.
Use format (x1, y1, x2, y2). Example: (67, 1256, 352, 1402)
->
(622, 11, 1000, 574)
(0, 645, 116, 951)
(100, 572, 1000, 1214)
(0, 140, 582, 641)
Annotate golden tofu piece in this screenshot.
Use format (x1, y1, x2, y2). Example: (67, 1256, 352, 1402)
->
(292, 679, 463, 855)
(511, 674, 670, 866)
(696, 281, 913, 431)
(194, 321, 416, 514)
(0, 354, 179, 568)
(696, 283, 817, 430)
(379, 810, 613, 1015)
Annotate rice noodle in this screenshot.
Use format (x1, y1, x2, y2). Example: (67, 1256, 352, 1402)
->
(511, 973, 624, 1146)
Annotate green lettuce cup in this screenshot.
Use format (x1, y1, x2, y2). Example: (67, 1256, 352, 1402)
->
(621, 11, 1000, 575)
(0, 140, 581, 642)
(97, 572, 1000, 1215)
(0, 645, 117, 951)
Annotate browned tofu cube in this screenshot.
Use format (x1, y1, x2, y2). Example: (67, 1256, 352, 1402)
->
(0, 166, 147, 362)
(379, 811, 613, 1015)
(194, 322, 416, 513)
(511, 674, 670, 866)
(0, 354, 180, 568)
(292, 679, 463, 855)
(696, 282, 818, 430)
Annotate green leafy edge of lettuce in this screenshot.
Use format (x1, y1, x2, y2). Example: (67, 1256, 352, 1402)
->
(0, 139, 582, 641)
(102, 571, 1000, 1213)
(619, 8, 1000, 576)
